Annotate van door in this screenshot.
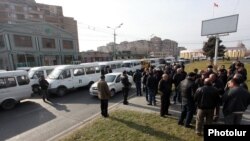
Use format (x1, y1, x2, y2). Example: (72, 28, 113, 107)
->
(16, 75, 32, 99)
(59, 69, 73, 89)
(114, 75, 123, 92)
(73, 68, 86, 88)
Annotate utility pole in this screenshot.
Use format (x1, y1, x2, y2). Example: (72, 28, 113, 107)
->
(107, 23, 123, 60)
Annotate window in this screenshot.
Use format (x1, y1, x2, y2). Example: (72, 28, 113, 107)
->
(117, 64, 122, 68)
(33, 71, 44, 79)
(0, 78, 6, 89)
(63, 40, 73, 49)
(17, 75, 30, 85)
(6, 77, 17, 87)
(14, 35, 32, 47)
(111, 64, 116, 69)
(85, 67, 95, 74)
(16, 14, 25, 20)
(59, 70, 71, 79)
(46, 69, 53, 76)
(0, 35, 4, 48)
(73, 68, 84, 76)
(42, 38, 55, 48)
(95, 67, 100, 73)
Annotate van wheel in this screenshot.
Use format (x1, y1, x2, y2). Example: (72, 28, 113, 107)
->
(32, 85, 40, 93)
(57, 87, 67, 97)
(1, 99, 17, 110)
(88, 81, 94, 88)
(111, 89, 115, 97)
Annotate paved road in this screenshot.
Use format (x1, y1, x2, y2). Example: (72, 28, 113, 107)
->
(0, 87, 134, 141)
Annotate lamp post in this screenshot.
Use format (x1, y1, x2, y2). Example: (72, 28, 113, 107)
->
(107, 23, 123, 60)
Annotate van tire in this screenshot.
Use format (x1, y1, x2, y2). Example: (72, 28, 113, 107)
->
(32, 85, 40, 93)
(57, 87, 67, 97)
(88, 81, 94, 88)
(111, 89, 115, 97)
(1, 99, 17, 110)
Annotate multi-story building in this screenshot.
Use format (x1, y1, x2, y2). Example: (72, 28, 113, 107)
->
(97, 36, 179, 59)
(79, 51, 111, 63)
(0, 0, 78, 70)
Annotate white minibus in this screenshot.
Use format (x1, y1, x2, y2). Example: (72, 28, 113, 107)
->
(99, 60, 124, 73)
(0, 70, 32, 110)
(47, 63, 100, 96)
(122, 60, 141, 73)
(28, 66, 57, 93)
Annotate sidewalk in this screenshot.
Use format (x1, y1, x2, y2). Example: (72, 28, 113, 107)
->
(115, 95, 250, 125)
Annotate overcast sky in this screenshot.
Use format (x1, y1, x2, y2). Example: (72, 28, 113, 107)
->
(36, 0, 250, 51)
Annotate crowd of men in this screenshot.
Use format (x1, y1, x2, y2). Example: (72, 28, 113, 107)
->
(131, 60, 250, 135)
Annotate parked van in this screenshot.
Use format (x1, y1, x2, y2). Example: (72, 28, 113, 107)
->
(47, 63, 100, 96)
(149, 58, 160, 67)
(99, 61, 124, 73)
(16, 67, 32, 72)
(0, 70, 32, 110)
(122, 60, 141, 73)
(28, 66, 57, 93)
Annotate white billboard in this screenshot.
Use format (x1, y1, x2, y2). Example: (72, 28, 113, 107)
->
(201, 14, 239, 36)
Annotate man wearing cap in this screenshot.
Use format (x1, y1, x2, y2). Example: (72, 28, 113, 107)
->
(178, 72, 197, 128)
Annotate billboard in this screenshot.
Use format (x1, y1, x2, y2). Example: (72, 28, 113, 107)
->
(201, 14, 239, 36)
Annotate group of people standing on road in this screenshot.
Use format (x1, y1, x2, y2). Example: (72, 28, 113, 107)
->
(95, 60, 250, 136)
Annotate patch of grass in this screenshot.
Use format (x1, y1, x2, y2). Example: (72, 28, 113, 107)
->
(185, 60, 250, 89)
(61, 110, 202, 141)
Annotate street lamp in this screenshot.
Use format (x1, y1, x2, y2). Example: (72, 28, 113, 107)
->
(107, 23, 123, 60)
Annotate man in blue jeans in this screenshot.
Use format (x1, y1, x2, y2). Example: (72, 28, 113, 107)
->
(178, 72, 197, 128)
(146, 72, 157, 106)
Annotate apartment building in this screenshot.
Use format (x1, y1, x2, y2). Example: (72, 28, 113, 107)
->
(0, 0, 78, 70)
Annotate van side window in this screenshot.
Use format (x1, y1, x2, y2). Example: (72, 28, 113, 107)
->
(73, 68, 84, 76)
(46, 69, 53, 76)
(0, 78, 6, 89)
(111, 64, 116, 69)
(95, 67, 100, 73)
(6, 77, 17, 87)
(117, 64, 121, 68)
(34, 71, 43, 79)
(17, 75, 30, 85)
(61, 70, 71, 79)
(85, 67, 95, 74)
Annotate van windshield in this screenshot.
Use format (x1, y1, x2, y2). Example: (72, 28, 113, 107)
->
(105, 75, 116, 83)
(48, 69, 62, 79)
(28, 70, 35, 78)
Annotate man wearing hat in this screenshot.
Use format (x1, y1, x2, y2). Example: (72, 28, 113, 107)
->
(178, 72, 197, 128)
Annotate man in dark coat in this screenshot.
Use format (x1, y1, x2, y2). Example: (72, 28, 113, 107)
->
(133, 69, 142, 96)
(39, 75, 49, 102)
(158, 74, 172, 117)
(97, 75, 111, 117)
(146, 72, 157, 106)
(178, 72, 197, 128)
(222, 78, 250, 125)
(121, 71, 131, 105)
(194, 78, 220, 135)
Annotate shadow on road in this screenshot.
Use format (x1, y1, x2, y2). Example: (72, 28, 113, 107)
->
(0, 101, 56, 140)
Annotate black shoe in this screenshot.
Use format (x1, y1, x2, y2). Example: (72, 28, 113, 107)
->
(165, 113, 172, 116)
(147, 103, 152, 105)
(178, 122, 184, 126)
(185, 125, 194, 128)
(160, 115, 166, 118)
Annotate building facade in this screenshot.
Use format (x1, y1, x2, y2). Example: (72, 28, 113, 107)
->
(180, 43, 248, 59)
(97, 36, 179, 59)
(79, 51, 111, 63)
(0, 23, 78, 70)
(0, 0, 78, 70)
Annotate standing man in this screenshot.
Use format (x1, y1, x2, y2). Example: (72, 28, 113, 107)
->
(133, 69, 142, 96)
(97, 75, 111, 117)
(146, 72, 157, 106)
(194, 78, 220, 135)
(121, 71, 131, 105)
(39, 75, 49, 102)
(178, 72, 197, 128)
(222, 78, 250, 125)
(158, 74, 172, 117)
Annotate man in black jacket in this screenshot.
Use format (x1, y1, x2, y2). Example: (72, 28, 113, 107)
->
(194, 78, 220, 135)
(222, 78, 250, 125)
(146, 72, 157, 106)
(158, 74, 172, 117)
(133, 69, 142, 96)
(121, 71, 130, 105)
(178, 72, 197, 128)
(39, 75, 49, 102)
